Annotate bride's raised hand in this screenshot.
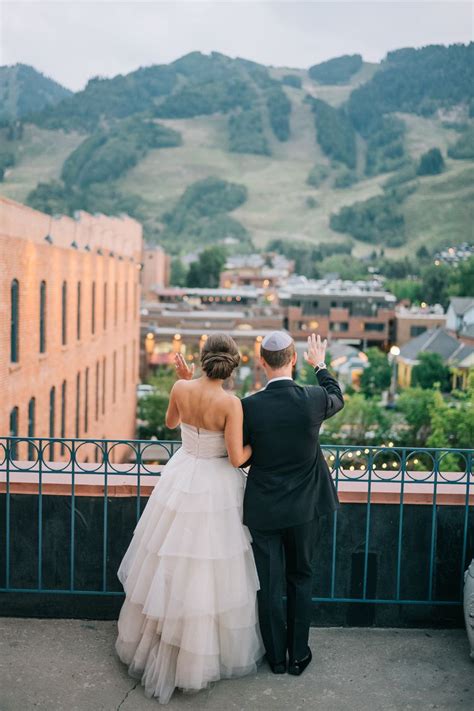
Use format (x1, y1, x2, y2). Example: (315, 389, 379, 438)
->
(174, 353, 195, 380)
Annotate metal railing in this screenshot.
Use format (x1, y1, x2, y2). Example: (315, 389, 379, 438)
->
(0, 437, 472, 607)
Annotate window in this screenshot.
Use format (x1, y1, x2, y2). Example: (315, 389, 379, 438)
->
(330, 301, 338, 308)
(364, 322, 385, 332)
(61, 281, 67, 345)
(10, 279, 19, 362)
(75, 372, 80, 438)
(113, 351, 117, 404)
(60, 380, 67, 455)
(102, 357, 106, 415)
(77, 282, 82, 340)
(329, 322, 349, 332)
(123, 345, 127, 392)
(410, 325, 427, 337)
(39, 281, 47, 353)
(103, 282, 107, 330)
(28, 397, 35, 460)
(84, 367, 89, 433)
(114, 282, 118, 326)
(49, 386, 55, 459)
(95, 361, 100, 421)
(91, 282, 96, 335)
(132, 339, 136, 380)
(9, 407, 19, 460)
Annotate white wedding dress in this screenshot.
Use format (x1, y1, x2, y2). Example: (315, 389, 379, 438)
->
(115, 423, 264, 704)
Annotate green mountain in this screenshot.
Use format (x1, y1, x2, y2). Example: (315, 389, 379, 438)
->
(0, 64, 72, 121)
(0, 45, 472, 257)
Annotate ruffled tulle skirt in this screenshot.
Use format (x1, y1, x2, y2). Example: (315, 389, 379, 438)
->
(115, 447, 264, 703)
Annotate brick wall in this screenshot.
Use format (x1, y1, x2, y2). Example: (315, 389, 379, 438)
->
(0, 197, 142, 459)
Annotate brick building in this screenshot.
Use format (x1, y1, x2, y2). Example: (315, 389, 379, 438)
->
(141, 245, 170, 300)
(280, 280, 396, 349)
(0, 197, 142, 460)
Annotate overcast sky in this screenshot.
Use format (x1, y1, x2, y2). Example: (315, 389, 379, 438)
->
(1, 1, 472, 91)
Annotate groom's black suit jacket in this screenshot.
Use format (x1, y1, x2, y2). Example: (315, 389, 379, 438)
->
(242, 370, 344, 531)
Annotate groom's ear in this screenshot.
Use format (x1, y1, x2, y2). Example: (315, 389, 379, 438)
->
(292, 351, 298, 366)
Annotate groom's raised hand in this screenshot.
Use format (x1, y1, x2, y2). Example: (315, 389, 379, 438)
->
(174, 353, 195, 380)
(304, 333, 327, 367)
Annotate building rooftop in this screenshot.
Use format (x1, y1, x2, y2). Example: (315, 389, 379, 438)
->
(1, 619, 471, 711)
(279, 278, 396, 301)
(399, 327, 474, 364)
(449, 297, 474, 316)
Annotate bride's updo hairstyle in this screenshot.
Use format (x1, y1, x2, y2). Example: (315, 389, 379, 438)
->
(200, 333, 240, 380)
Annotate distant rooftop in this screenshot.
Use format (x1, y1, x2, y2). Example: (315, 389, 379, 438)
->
(279, 278, 396, 300)
(399, 327, 474, 365)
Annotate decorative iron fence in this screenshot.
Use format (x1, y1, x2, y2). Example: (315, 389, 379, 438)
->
(0, 437, 472, 608)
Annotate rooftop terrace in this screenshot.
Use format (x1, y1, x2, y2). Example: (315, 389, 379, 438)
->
(0, 620, 471, 710)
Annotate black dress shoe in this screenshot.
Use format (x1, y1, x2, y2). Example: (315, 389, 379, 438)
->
(288, 648, 312, 676)
(269, 660, 287, 674)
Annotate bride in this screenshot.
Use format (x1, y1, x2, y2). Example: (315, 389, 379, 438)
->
(115, 334, 264, 703)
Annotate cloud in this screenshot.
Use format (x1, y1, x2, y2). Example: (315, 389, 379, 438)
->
(1, 1, 472, 90)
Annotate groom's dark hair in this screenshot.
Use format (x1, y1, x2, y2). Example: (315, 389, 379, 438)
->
(260, 342, 295, 370)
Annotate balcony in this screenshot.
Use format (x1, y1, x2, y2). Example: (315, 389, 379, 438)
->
(0, 438, 473, 707)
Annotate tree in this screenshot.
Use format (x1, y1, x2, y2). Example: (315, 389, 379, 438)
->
(321, 393, 393, 445)
(396, 387, 435, 445)
(137, 370, 179, 440)
(427, 372, 474, 450)
(417, 147, 445, 176)
(420, 263, 451, 307)
(411, 352, 451, 392)
(170, 258, 188, 286)
(186, 247, 227, 288)
(359, 348, 391, 398)
(449, 256, 474, 298)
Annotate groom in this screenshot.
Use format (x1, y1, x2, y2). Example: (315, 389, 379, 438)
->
(242, 331, 344, 675)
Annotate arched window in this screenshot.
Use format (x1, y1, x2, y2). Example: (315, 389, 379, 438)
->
(28, 397, 35, 460)
(103, 282, 107, 330)
(9, 406, 19, 460)
(75, 372, 81, 438)
(49, 386, 56, 460)
(10, 279, 19, 362)
(77, 282, 82, 340)
(60, 380, 67, 455)
(91, 281, 96, 335)
(61, 281, 67, 346)
(39, 280, 47, 353)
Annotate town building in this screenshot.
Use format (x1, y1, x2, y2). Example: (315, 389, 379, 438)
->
(141, 245, 170, 300)
(446, 297, 474, 343)
(0, 196, 142, 460)
(395, 304, 446, 346)
(279, 279, 396, 349)
(396, 327, 474, 390)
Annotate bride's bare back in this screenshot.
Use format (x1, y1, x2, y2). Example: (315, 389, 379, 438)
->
(172, 378, 234, 432)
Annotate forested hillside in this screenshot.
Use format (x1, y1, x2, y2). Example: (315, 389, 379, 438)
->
(0, 44, 472, 256)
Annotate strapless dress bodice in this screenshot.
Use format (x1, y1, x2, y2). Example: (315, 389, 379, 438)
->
(180, 423, 228, 459)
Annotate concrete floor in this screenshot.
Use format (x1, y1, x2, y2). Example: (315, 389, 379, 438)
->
(0, 619, 472, 711)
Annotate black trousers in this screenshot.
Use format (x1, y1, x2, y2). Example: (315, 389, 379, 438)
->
(249, 519, 317, 664)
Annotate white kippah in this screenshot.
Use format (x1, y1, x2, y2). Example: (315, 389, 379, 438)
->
(261, 331, 293, 351)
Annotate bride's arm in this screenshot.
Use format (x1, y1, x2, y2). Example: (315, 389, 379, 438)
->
(165, 382, 182, 429)
(224, 397, 252, 468)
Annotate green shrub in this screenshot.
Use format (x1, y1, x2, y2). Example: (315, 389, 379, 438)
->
(447, 126, 474, 160)
(281, 74, 302, 89)
(417, 147, 445, 176)
(308, 98, 356, 169)
(228, 108, 270, 155)
(309, 54, 362, 85)
(306, 164, 330, 187)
